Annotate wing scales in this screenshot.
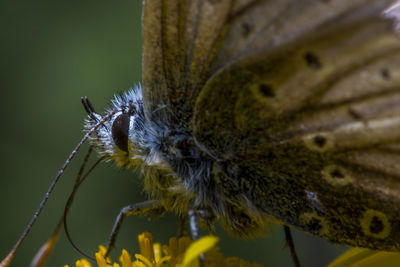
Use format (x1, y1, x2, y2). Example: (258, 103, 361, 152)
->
(143, 0, 235, 123)
(190, 0, 400, 249)
(143, 0, 400, 249)
(143, 0, 388, 124)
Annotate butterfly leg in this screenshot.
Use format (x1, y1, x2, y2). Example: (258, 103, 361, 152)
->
(178, 214, 187, 237)
(188, 210, 201, 241)
(105, 200, 164, 257)
(188, 210, 214, 266)
(284, 226, 302, 267)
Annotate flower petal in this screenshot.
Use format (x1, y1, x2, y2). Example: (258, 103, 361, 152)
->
(181, 236, 218, 267)
(120, 249, 132, 267)
(138, 232, 154, 262)
(329, 248, 400, 267)
(96, 252, 108, 267)
(134, 254, 153, 267)
(153, 243, 162, 263)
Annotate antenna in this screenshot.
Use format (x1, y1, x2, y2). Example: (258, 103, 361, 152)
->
(30, 146, 99, 266)
(1, 100, 117, 267)
(63, 154, 105, 262)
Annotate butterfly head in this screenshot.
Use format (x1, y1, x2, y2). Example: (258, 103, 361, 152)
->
(83, 85, 154, 168)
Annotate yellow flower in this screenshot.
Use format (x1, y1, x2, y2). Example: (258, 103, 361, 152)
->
(329, 247, 400, 267)
(65, 232, 264, 267)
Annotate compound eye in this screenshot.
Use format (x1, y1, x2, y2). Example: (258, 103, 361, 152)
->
(112, 113, 130, 152)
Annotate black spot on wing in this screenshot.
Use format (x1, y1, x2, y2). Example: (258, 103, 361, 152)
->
(258, 84, 275, 97)
(381, 68, 391, 80)
(304, 51, 322, 70)
(330, 168, 345, 179)
(307, 217, 323, 233)
(348, 108, 363, 120)
(241, 22, 252, 37)
(370, 216, 385, 234)
(313, 135, 327, 148)
(208, 0, 222, 4)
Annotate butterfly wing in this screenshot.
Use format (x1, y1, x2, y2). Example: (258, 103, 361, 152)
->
(143, 0, 269, 123)
(142, 0, 400, 249)
(142, 0, 233, 123)
(191, 1, 400, 249)
(142, 0, 391, 122)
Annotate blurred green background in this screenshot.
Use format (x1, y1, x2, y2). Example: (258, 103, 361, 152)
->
(0, 1, 347, 266)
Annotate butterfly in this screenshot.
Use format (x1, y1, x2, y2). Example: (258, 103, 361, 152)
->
(82, 0, 400, 258)
(3, 0, 400, 266)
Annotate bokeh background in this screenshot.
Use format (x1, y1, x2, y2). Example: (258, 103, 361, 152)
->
(0, 1, 348, 266)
